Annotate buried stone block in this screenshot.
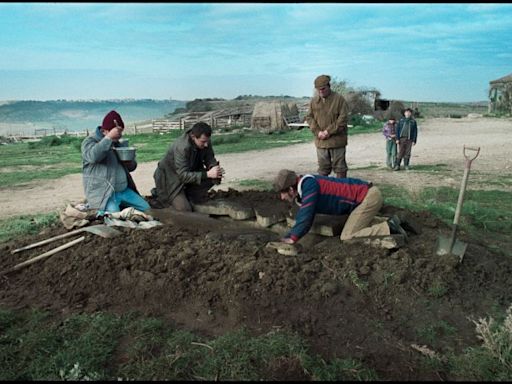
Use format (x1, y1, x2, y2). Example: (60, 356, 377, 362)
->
(268, 221, 290, 236)
(287, 214, 348, 237)
(254, 208, 286, 228)
(266, 241, 304, 256)
(192, 199, 255, 220)
(344, 234, 406, 250)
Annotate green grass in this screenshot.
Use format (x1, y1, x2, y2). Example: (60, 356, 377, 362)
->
(482, 175, 512, 188)
(416, 320, 457, 346)
(380, 184, 512, 234)
(402, 101, 488, 118)
(427, 279, 449, 298)
(379, 183, 512, 257)
(237, 179, 274, 190)
(0, 213, 60, 244)
(446, 305, 512, 380)
(0, 166, 83, 187)
(0, 124, 380, 188)
(0, 308, 377, 381)
(407, 163, 450, 173)
(345, 270, 369, 293)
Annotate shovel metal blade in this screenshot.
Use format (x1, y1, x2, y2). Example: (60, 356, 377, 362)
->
(435, 235, 468, 259)
(83, 225, 122, 238)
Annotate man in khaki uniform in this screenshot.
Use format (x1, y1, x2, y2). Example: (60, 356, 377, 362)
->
(306, 75, 350, 178)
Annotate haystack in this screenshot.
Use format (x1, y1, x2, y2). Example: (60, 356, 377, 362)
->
(251, 101, 295, 133)
(384, 101, 406, 121)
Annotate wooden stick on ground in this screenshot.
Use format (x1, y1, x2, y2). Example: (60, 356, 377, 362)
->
(1, 236, 85, 277)
(11, 228, 86, 254)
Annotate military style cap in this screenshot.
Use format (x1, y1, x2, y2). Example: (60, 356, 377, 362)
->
(314, 74, 331, 88)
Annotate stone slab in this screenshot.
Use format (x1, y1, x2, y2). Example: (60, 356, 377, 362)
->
(254, 208, 286, 228)
(192, 199, 255, 220)
(266, 241, 303, 256)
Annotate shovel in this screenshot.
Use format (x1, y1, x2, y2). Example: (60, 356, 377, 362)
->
(435, 145, 480, 261)
(11, 224, 121, 254)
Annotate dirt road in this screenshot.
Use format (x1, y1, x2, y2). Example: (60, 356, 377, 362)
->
(1, 117, 511, 218)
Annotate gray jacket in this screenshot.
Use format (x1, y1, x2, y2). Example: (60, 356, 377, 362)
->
(81, 127, 138, 210)
(153, 128, 217, 205)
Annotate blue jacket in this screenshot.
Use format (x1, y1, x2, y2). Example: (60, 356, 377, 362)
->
(285, 175, 371, 242)
(396, 117, 418, 143)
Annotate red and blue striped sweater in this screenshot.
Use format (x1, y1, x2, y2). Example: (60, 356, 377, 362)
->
(285, 174, 371, 242)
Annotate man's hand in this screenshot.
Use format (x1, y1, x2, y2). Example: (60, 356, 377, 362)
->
(106, 127, 123, 142)
(206, 165, 223, 179)
(318, 130, 330, 140)
(280, 237, 295, 244)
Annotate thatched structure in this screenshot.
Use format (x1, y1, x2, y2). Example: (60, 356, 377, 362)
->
(489, 73, 512, 114)
(251, 101, 296, 133)
(383, 100, 406, 121)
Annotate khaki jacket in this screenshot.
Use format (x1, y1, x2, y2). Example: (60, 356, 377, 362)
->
(306, 91, 349, 149)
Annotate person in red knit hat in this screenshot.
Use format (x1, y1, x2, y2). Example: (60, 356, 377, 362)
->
(81, 110, 150, 215)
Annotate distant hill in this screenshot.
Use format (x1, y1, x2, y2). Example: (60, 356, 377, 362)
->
(0, 99, 186, 134)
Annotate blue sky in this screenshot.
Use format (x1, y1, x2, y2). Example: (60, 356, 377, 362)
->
(1, 3, 511, 102)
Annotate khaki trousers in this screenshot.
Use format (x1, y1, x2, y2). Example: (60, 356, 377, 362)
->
(339, 186, 390, 240)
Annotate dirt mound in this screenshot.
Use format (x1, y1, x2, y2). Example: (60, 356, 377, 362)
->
(1, 190, 511, 380)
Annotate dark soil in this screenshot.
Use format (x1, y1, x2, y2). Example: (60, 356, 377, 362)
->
(1, 189, 510, 380)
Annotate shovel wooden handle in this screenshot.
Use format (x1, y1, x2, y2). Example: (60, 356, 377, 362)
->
(11, 227, 85, 254)
(1, 236, 85, 277)
(448, 145, 480, 252)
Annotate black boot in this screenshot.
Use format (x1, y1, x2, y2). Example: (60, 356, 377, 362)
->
(393, 159, 401, 171)
(387, 215, 408, 238)
(404, 158, 410, 171)
(336, 171, 347, 179)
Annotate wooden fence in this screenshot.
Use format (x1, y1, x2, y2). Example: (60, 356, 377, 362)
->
(151, 119, 183, 133)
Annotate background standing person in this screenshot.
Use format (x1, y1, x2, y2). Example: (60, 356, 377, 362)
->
(305, 75, 350, 178)
(81, 110, 150, 215)
(151, 122, 224, 211)
(382, 117, 397, 169)
(394, 108, 418, 171)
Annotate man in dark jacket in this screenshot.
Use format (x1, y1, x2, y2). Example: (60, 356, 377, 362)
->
(394, 108, 418, 171)
(273, 169, 406, 243)
(151, 122, 224, 211)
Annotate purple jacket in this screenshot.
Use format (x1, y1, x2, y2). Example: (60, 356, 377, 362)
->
(382, 122, 396, 140)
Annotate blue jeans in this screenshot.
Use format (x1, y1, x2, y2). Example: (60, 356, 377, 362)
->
(101, 187, 150, 214)
(385, 139, 397, 168)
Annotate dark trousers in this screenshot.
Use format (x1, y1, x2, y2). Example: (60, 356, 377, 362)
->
(172, 179, 214, 212)
(396, 138, 414, 165)
(316, 147, 347, 176)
